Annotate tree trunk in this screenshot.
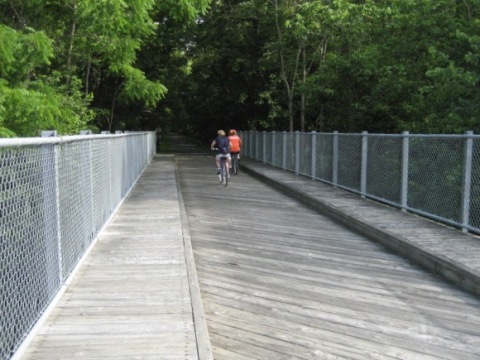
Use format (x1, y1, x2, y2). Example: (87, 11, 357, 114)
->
(300, 46, 306, 132)
(66, 3, 77, 91)
(109, 83, 123, 132)
(85, 60, 91, 98)
(288, 94, 294, 132)
(273, 0, 298, 132)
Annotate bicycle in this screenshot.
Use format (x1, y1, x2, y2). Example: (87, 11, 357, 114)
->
(213, 149, 229, 186)
(218, 155, 229, 186)
(231, 152, 240, 175)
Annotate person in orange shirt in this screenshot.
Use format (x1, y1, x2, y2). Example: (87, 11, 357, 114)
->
(228, 129, 242, 173)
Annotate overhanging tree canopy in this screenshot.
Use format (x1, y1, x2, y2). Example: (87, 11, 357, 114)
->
(0, 0, 479, 138)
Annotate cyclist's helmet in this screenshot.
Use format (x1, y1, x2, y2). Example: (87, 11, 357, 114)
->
(229, 129, 237, 135)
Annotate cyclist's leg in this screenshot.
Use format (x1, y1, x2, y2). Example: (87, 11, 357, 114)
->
(233, 153, 239, 174)
(218, 157, 224, 182)
(223, 157, 228, 185)
(229, 152, 236, 174)
(227, 154, 231, 174)
(221, 157, 227, 183)
(227, 153, 232, 171)
(215, 154, 221, 174)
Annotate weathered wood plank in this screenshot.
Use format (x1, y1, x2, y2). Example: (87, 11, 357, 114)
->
(175, 149, 480, 360)
(20, 156, 202, 360)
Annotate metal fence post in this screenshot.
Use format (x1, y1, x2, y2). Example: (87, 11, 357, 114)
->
(252, 131, 255, 159)
(282, 131, 287, 170)
(295, 131, 300, 175)
(255, 131, 259, 160)
(272, 131, 276, 165)
(311, 131, 317, 180)
(462, 131, 473, 232)
(332, 131, 339, 185)
(88, 137, 94, 239)
(41, 131, 62, 287)
(41, 130, 57, 137)
(108, 136, 113, 211)
(361, 131, 368, 197)
(240, 131, 244, 156)
(245, 131, 249, 157)
(401, 131, 410, 212)
(263, 131, 267, 164)
(243, 131, 248, 157)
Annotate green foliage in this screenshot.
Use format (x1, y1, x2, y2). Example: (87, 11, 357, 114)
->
(117, 65, 167, 107)
(158, 0, 211, 21)
(0, 75, 92, 136)
(0, 25, 54, 83)
(0, 0, 209, 137)
(151, 0, 272, 140)
(173, 0, 480, 135)
(2, 0, 480, 137)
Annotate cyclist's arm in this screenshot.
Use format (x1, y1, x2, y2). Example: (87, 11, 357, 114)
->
(210, 140, 217, 150)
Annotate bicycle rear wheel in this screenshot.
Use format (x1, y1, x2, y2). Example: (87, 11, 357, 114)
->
(233, 156, 238, 175)
(221, 158, 228, 186)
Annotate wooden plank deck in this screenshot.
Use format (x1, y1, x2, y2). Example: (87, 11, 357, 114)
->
(19, 155, 210, 360)
(240, 159, 480, 297)
(16, 134, 480, 360)
(175, 146, 480, 359)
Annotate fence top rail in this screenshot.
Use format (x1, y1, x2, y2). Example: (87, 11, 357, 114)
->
(0, 132, 154, 148)
(240, 131, 479, 139)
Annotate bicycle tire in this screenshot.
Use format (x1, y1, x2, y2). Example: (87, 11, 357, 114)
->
(222, 159, 228, 186)
(233, 156, 238, 175)
(219, 157, 228, 186)
(217, 160, 223, 183)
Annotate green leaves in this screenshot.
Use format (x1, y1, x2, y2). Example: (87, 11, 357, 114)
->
(0, 24, 72, 137)
(0, 25, 54, 84)
(180, 0, 480, 134)
(0, 0, 210, 136)
(158, 0, 211, 21)
(2, 0, 479, 136)
(117, 65, 167, 107)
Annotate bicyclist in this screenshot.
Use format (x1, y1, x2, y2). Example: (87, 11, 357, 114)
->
(211, 130, 231, 175)
(228, 129, 242, 160)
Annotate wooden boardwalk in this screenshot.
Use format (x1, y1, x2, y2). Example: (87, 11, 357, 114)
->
(19, 155, 211, 360)
(16, 136, 480, 359)
(240, 158, 480, 297)
(175, 141, 480, 359)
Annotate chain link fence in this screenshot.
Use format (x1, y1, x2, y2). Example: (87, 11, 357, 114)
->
(0, 132, 155, 360)
(241, 130, 480, 234)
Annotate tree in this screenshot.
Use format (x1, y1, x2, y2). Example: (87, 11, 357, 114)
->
(0, 20, 91, 137)
(0, 0, 211, 136)
(163, 0, 271, 140)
